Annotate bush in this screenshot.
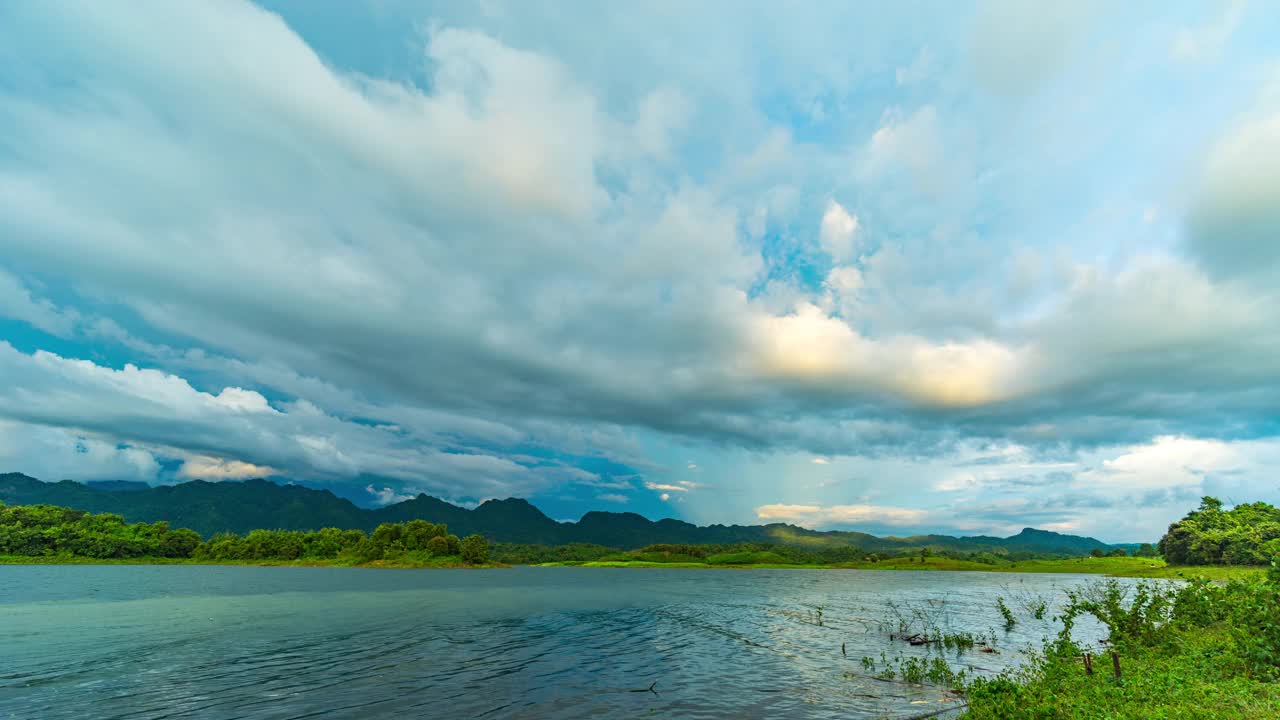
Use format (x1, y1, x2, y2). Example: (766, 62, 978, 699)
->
(460, 534, 489, 565)
(426, 535, 450, 557)
(967, 576, 1280, 718)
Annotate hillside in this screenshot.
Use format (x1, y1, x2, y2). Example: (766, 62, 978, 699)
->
(0, 473, 1133, 554)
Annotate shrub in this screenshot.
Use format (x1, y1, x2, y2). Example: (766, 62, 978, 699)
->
(425, 535, 450, 557)
(460, 534, 489, 565)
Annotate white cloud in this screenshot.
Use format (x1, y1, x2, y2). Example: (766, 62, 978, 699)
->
(0, 343, 563, 497)
(864, 106, 945, 193)
(1081, 435, 1242, 489)
(659, 492, 670, 501)
(749, 303, 1029, 407)
(179, 455, 276, 480)
(366, 484, 416, 506)
(754, 503, 928, 528)
(0, 270, 78, 338)
(644, 481, 688, 493)
(0, 420, 159, 482)
(596, 493, 629, 504)
(819, 200, 859, 263)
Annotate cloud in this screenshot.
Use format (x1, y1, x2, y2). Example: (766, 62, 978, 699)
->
(0, 270, 79, 338)
(596, 493, 629, 504)
(179, 455, 277, 481)
(645, 482, 688, 493)
(819, 200, 859, 263)
(659, 493, 671, 502)
(0, 343, 568, 498)
(1187, 110, 1280, 280)
(0, 420, 160, 483)
(0, 1, 1278, 540)
(754, 503, 928, 528)
(862, 106, 949, 196)
(366, 484, 416, 506)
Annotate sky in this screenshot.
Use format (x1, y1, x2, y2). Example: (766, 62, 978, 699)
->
(0, 1, 1278, 542)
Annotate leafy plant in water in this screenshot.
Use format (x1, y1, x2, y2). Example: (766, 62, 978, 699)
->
(1060, 580, 1174, 649)
(894, 656, 968, 689)
(996, 596, 1016, 630)
(1030, 600, 1047, 620)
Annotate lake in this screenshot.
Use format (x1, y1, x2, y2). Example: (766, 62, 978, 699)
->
(0, 566, 1129, 719)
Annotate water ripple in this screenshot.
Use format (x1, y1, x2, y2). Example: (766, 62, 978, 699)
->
(0, 565, 1136, 719)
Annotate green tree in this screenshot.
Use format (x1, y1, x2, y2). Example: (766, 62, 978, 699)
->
(426, 535, 450, 557)
(1090, 548, 1106, 558)
(1158, 497, 1280, 566)
(460, 534, 489, 565)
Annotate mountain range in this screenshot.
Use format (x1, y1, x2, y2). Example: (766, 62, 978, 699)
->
(0, 472, 1138, 554)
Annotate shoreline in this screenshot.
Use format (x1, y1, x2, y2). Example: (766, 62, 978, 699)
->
(535, 556, 1261, 580)
(0, 554, 1260, 579)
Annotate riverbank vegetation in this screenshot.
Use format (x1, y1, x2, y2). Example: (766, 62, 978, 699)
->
(511, 541, 1257, 579)
(6, 495, 1277, 582)
(0, 501, 494, 567)
(962, 569, 1280, 718)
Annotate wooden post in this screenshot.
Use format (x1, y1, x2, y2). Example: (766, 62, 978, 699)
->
(842, 642, 847, 657)
(1083, 653, 1093, 675)
(1111, 650, 1122, 682)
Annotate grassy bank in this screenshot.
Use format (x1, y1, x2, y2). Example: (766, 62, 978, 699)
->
(962, 575, 1280, 719)
(0, 553, 504, 569)
(965, 628, 1280, 719)
(539, 555, 1263, 579)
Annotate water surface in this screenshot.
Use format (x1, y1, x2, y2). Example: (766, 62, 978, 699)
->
(0, 566, 1126, 719)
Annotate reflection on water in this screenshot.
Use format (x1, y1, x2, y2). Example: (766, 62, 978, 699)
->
(0, 565, 1132, 719)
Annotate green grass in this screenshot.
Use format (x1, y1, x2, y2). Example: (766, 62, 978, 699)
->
(0, 553, 503, 569)
(963, 626, 1280, 719)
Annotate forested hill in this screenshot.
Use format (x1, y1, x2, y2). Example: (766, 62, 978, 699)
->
(0, 472, 1131, 554)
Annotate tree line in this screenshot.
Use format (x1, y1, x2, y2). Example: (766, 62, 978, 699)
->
(487, 540, 1109, 566)
(0, 502, 490, 565)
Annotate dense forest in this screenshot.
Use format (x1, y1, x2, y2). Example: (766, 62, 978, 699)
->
(1158, 497, 1280, 566)
(0, 501, 490, 565)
